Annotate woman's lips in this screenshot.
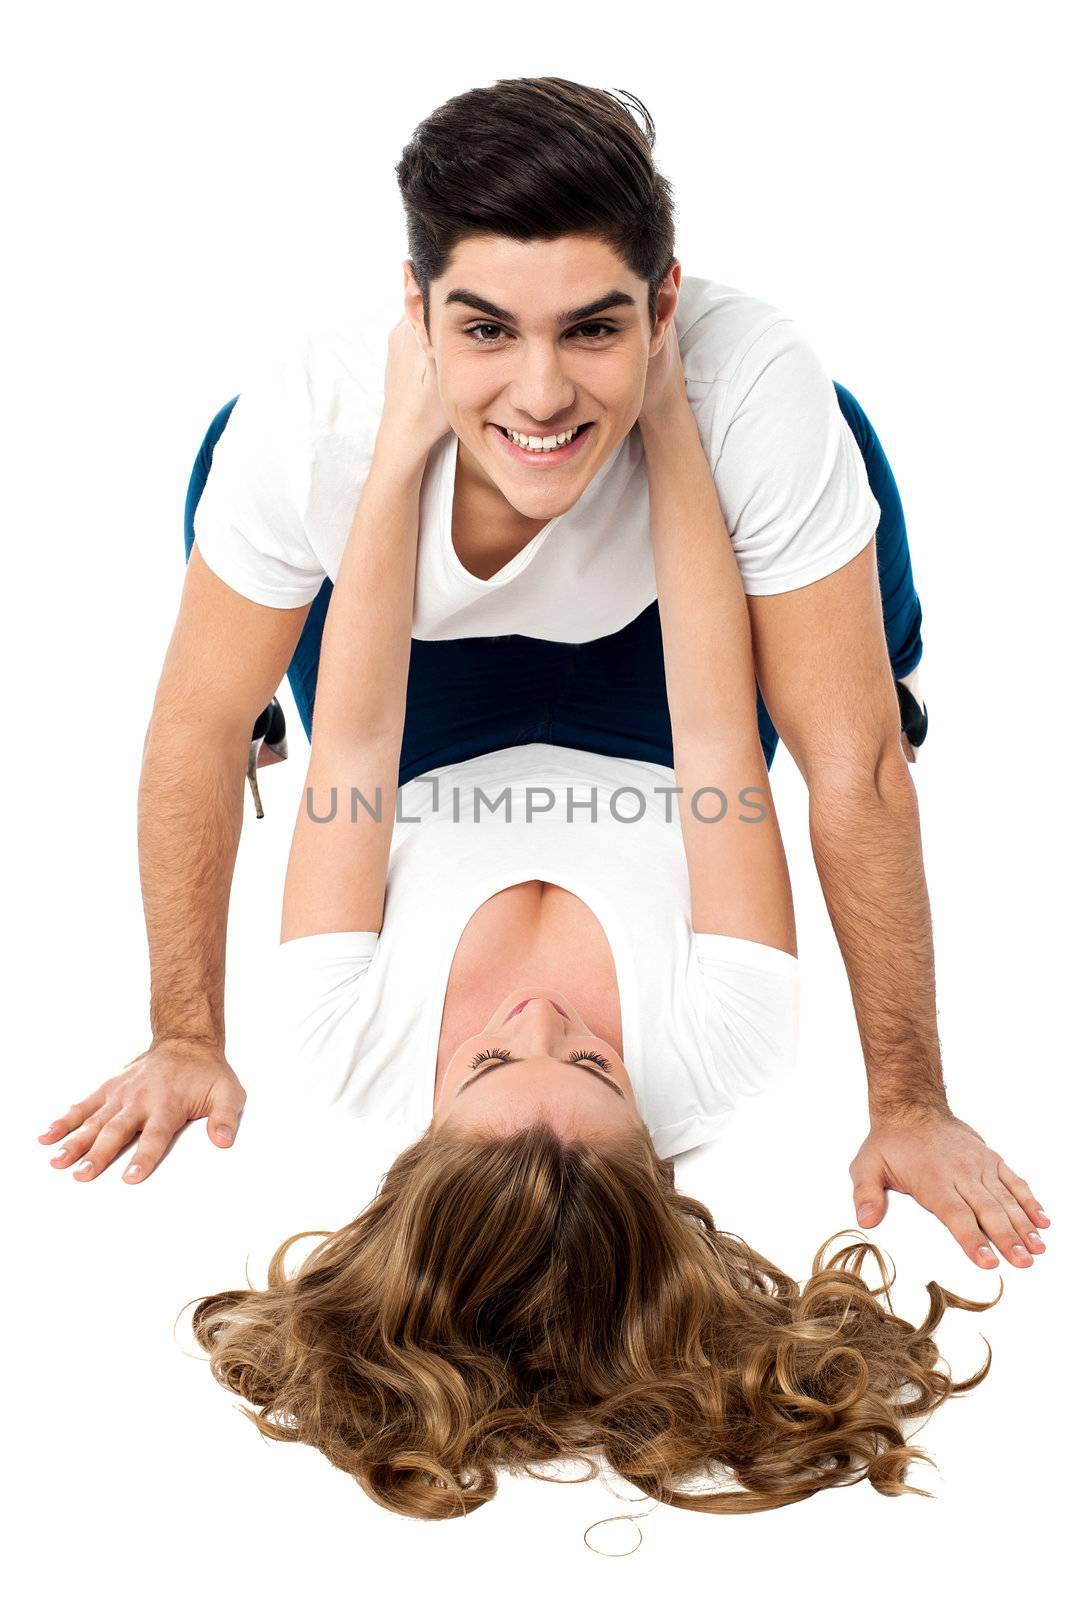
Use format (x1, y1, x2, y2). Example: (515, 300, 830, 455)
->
(489, 422, 594, 469)
(502, 998, 570, 1023)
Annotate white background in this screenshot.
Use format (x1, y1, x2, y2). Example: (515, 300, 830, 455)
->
(5, 0, 1062, 1592)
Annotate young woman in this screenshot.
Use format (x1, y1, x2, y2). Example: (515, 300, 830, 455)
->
(190, 317, 991, 1522)
(276, 315, 800, 1155)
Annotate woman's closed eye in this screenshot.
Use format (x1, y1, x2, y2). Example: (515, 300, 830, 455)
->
(568, 1049, 613, 1073)
(468, 1047, 513, 1069)
(466, 1047, 614, 1074)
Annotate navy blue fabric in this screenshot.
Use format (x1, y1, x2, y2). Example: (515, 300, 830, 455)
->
(184, 382, 923, 783)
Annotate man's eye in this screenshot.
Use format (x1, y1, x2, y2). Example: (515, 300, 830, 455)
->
(466, 323, 509, 343)
(468, 1047, 513, 1068)
(464, 321, 618, 344)
(570, 322, 617, 340)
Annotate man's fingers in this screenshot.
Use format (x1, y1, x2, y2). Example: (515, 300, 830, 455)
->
(122, 1118, 183, 1184)
(952, 1181, 1034, 1268)
(40, 1088, 108, 1146)
(48, 1108, 111, 1169)
(995, 1158, 1051, 1229)
(985, 1169, 1047, 1255)
(940, 1184, 1023, 1267)
(69, 1106, 142, 1182)
(207, 1098, 245, 1148)
(935, 1192, 1004, 1270)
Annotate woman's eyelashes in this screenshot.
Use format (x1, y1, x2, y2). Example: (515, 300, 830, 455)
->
(466, 1047, 614, 1074)
(570, 1049, 613, 1073)
(468, 1047, 513, 1069)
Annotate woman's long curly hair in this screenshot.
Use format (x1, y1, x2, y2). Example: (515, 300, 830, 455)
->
(185, 1115, 999, 1524)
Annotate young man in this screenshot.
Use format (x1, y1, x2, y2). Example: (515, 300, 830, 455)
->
(39, 78, 1048, 1278)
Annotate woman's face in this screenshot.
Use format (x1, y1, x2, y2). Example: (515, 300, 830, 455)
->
(433, 988, 641, 1136)
(407, 233, 678, 528)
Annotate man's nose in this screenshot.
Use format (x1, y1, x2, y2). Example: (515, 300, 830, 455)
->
(509, 345, 577, 424)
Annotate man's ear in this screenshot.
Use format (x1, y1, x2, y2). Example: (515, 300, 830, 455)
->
(649, 259, 682, 356)
(402, 261, 432, 352)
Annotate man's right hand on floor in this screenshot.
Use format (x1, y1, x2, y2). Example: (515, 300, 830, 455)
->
(39, 547, 309, 1188)
(37, 1038, 246, 1183)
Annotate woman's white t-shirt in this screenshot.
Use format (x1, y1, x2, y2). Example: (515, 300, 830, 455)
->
(276, 743, 800, 1160)
(192, 274, 879, 638)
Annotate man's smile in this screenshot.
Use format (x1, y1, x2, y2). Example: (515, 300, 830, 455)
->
(487, 419, 596, 466)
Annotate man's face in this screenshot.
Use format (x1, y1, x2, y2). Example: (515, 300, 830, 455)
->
(406, 234, 678, 524)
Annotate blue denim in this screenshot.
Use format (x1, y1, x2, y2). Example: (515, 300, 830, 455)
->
(184, 381, 923, 783)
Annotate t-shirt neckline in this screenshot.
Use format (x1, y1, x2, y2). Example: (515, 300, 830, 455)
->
(424, 869, 638, 1126)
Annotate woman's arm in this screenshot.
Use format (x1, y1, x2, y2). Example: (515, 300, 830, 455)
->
(280, 319, 451, 941)
(639, 323, 796, 954)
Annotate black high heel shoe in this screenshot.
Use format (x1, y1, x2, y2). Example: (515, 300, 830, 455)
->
(247, 697, 288, 819)
(895, 678, 928, 761)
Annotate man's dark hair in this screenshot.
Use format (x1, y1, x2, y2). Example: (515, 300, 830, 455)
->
(395, 77, 677, 335)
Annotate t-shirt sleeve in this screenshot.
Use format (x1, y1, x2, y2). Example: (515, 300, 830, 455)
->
(191, 338, 328, 609)
(692, 932, 800, 1102)
(690, 318, 881, 596)
(275, 930, 380, 1102)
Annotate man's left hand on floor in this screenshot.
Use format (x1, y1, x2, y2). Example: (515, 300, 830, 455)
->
(848, 1109, 1050, 1270)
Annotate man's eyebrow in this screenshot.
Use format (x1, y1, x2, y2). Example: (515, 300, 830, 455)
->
(454, 1055, 627, 1101)
(443, 289, 637, 327)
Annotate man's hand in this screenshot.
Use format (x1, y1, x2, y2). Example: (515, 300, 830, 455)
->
(38, 1038, 246, 1184)
(849, 1108, 1051, 1269)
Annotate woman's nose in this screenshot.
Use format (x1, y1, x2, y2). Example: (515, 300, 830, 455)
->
(509, 997, 567, 1051)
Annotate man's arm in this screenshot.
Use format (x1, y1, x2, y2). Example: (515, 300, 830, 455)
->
(747, 540, 1050, 1270)
(141, 544, 313, 1038)
(40, 544, 312, 1184)
(747, 537, 940, 1117)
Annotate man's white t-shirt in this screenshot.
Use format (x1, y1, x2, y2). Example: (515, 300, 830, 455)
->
(192, 273, 880, 637)
(276, 743, 801, 1161)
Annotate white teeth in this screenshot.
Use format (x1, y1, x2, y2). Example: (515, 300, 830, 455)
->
(503, 425, 580, 453)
